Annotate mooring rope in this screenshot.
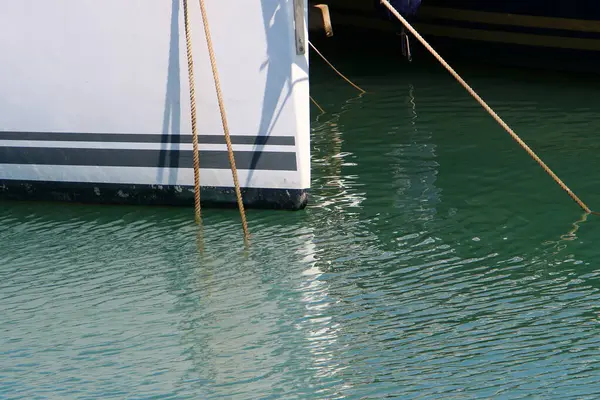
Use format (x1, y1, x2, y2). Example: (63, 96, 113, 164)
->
(198, 0, 250, 242)
(183, 0, 202, 224)
(310, 96, 326, 114)
(381, 0, 596, 215)
(308, 41, 366, 94)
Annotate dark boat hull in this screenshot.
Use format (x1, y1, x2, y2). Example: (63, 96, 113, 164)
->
(310, 0, 600, 73)
(415, 1, 600, 72)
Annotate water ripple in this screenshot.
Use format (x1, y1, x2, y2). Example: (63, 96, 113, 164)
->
(3, 57, 600, 399)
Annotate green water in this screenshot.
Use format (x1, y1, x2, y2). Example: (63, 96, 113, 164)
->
(3, 47, 600, 399)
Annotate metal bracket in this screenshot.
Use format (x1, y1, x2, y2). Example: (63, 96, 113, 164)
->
(293, 0, 306, 54)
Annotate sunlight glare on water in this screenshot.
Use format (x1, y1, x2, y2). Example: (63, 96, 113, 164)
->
(3, 47, 600, 399)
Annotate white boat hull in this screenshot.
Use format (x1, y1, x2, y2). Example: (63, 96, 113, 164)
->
(0, 0, 310, 209)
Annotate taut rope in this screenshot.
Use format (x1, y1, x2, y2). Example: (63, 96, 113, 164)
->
(311, 96, 326, 114)
(198, 0, 250, 242)
(183, 0, 202, 224)
(381, 0, 596, 215)
(309, 41, 366, 94)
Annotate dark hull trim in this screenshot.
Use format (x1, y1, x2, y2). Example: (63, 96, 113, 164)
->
(0, 180, 309, 211)
(0, 147, 297, 171)
(0, 132, 296, 146)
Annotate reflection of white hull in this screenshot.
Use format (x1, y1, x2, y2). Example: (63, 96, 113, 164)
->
(0, 0, 310, 210)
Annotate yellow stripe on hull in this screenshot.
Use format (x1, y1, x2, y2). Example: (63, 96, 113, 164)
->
(419, 6, 600, 34)
(415, 23, 600, 51)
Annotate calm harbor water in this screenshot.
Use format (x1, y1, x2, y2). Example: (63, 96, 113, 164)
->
(4, 47, 600, 398)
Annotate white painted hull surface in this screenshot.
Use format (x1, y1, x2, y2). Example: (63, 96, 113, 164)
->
(0, 0, 310, 209)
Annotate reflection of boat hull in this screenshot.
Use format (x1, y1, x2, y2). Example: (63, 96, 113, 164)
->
(0, 1, 310, 210)
(309, 0, 600, 73)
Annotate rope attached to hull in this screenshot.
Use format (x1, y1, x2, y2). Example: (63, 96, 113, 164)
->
(309, 41, 366, 94)
(380, 0, 596, 215)
(311, 96, 326, 114)
(183, 0, 202, 224)
(198, 0, 250, 243)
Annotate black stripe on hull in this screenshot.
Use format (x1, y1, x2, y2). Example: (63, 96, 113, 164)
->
(0, 180, 309, 211)
(0, 147, 297, 171)
(0, 132, 295, 146)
